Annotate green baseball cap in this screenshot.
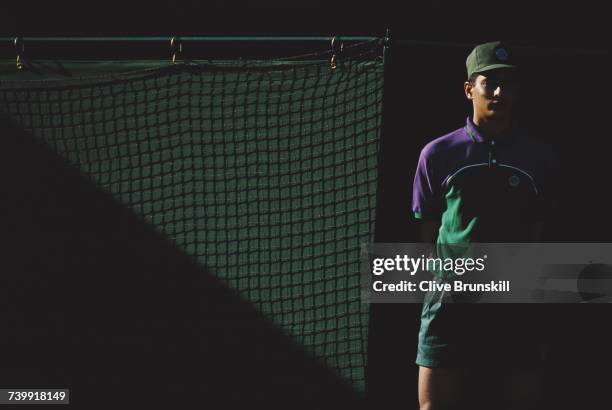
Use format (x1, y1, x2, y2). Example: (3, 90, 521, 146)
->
(466, 41, 517, 78)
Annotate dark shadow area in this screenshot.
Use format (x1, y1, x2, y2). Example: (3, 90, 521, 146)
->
(0, 2, 607, 53)
(0, 115, 365, 409)
(368, 41, 611, 409)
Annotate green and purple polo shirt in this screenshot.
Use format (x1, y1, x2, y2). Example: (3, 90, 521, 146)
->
(412, 117, 556, 368)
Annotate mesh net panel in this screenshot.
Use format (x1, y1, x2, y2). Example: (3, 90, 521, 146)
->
(0, 40, 384, 390)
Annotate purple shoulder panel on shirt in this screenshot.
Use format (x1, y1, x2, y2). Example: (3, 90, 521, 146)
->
(412, 126, 472, 219)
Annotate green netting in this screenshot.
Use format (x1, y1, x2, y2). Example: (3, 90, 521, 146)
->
(0, 40, 384, 390)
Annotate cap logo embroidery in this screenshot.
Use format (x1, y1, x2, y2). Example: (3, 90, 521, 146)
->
(509, 175, 520, 187)
(496, 48, 509, 61)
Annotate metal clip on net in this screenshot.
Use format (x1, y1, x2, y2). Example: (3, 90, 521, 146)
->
(330, 36, 343, 70)
(14, 37, 25, 70)
(170, 37, 182, 65)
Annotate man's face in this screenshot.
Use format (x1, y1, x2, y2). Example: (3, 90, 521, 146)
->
(465, 68, 519, 122)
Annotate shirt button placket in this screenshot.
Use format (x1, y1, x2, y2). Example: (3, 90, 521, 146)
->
(489, 140, 497, 167)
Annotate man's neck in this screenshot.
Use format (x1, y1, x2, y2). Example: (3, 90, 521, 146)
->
(472, 115, 512, 138)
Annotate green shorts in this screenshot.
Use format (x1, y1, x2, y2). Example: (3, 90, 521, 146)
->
(416, 292, 548, 369)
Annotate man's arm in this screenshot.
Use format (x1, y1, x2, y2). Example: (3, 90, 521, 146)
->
(413, 145, 465, 408)
(420, 220, 440, 244)
(418, 220, 465, 410)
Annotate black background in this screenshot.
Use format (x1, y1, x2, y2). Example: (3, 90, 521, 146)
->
(1, 1, 610, 409)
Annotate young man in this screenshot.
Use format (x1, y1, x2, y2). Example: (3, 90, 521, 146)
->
(412, 41, 555, 409)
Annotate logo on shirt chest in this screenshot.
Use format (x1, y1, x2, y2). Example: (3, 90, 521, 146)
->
(508, 174, 520, 187)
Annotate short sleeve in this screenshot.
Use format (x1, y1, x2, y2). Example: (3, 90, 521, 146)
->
(412, 147, 443, 221)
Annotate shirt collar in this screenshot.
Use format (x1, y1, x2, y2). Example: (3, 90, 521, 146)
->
(465, 117, 518, 145)
(465, 117, 486, 143)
